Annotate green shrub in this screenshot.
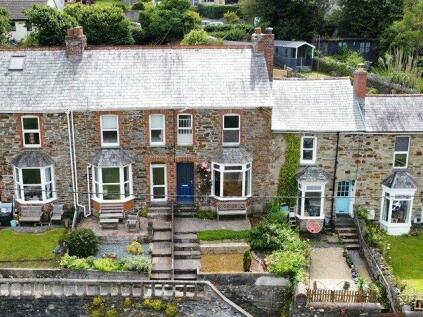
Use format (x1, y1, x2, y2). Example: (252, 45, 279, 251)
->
(198, 229, 250, 241)
(194, 208, 217, 220)
(91, 296, 105, 309)
(333, 47, 365, 68)
(119, 255, 152, 272)
(197, 4, 240, 19)
(181, 29, 209, 45)
(267, 249, 307, 283)
(132, 1, 145, 10)
(243, 250, 252, 272)
(61, 228, 100, 258)
(123, 297, 133, 308)
(92, 258, 121, 272)
(365, 223, 388, 249)
(223, 11, 240, 24)
(315, 56, 354, 77)
(60, 254, 91, 270)
(105, 308, 120, 317)
(209, 27, 247, 41)
(127, 241, 144, 255)
(143, 298, 165, 311)
(356, 208, 369, 221)
(165, 303, 180, 317)
(138, 206, 149, 218)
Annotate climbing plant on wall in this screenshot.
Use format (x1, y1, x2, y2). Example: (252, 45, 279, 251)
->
(277, 134, 300, 207)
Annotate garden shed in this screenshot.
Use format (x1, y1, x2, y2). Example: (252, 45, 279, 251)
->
(274, 40, 315, 71)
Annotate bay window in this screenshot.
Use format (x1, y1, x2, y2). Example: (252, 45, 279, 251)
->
(297, 183, 325, 218)
(212, 163, 251, 199)
(92, 165, 133, 201)
(14, 166, 56, 203)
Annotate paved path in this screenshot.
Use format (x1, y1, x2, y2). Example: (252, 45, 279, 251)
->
(174, 218, 251, 233)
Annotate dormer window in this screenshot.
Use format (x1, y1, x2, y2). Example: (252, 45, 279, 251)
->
(223, 114, 240, 146)
(22, 116, 41, 148)
(101, 115, 119, 147)
(9, 56, 25, 71)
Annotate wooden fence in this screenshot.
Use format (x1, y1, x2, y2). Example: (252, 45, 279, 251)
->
(307, 289, 378, 303)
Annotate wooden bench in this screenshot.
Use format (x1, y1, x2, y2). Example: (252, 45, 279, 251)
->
(216, 202, 247, 221)
(19, 206, 42, 226)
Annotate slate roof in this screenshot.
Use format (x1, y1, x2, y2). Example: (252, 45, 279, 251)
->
(0, 47, 272, 113)
(212, 147, 253, 164)
(90, 149, 135, 167)
(272, 79, 365, 132)
(296, 166, 331, 182)
(11, 150, 54, 168)
(363, 95, 423, 132)
(382, 170, 417, 189)
(0, 0, 47, 20)
(274, 40, 315, 49)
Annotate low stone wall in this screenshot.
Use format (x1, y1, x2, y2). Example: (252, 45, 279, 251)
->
(0, 268, 149, 280)
(198, 272, 288, 317)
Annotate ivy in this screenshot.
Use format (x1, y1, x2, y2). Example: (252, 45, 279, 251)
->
(277, 134, 300, 207)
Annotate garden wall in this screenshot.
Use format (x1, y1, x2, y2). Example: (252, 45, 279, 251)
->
(198, 272, 288, 317)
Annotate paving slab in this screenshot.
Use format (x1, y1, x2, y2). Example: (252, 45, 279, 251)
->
(174, 218, 251, 233)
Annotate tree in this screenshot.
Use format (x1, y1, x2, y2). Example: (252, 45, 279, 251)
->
(25, 5, 77, 46)
(336, 0, 403, 38)
(239, 0, 326, 41)
(0, 7, 11, 45)
(181, 29, 208, 45)
(382, 0, 423, 54)
(65, 4, 134, 45)
(139, 0, 201, 44)
(224, 11, 240, 24)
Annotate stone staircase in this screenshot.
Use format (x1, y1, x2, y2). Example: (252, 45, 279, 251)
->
(335, 215, 360, 250)
(175, 205, 196, 218)
(173, 232, 200, 280)
(150, 213, 172, 280)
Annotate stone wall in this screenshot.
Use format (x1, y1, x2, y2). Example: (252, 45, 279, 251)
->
(198, 272, 288, 317)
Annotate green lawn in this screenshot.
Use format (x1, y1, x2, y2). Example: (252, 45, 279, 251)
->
(386, 234, 423, 292)
(0, 229, 66, 262)
(198, 229, 250, 241)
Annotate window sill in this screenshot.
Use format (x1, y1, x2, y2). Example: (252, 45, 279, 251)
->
(91, 196, 134, 204)
(296, 215, 325, 220)
(222, 144, 240, 147)
(210, 195, 250, 201)
(23, 145, 42, 149)
(300, 161, 316, 166)
(17, 198, 57, 205)
(149, 144, 166, 148)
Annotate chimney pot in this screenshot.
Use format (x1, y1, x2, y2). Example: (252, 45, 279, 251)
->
(254, 27, 262, 35)
(266, 27, 273, 34)
(65, 27, 87, 60)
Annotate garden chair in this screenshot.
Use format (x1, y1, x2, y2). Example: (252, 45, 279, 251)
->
(127, 213, 140, 232)
(51, 204, 64, 224)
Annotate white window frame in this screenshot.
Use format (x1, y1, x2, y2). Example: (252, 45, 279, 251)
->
(379, 185, 415, 235)
(177, 113, 193, 146)
(300, 136, 317, 165)
(91, 165, 133, 202)
(100, 115, 119, 147)
(296, 181, 325, 219)
(393, 136, 410, 169)
(149, 114, 165, 146)
(211, 162, 252, 201)
(13, 166, 56, 204)
(22, 116, 41, 148)
(150, 164, 168, 202)
(222, 114, 240, 146)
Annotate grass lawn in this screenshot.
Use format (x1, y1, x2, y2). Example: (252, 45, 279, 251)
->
(386, 234, 423, 292)
(0, 228, 66, 262)
(198, 229, 250, 241)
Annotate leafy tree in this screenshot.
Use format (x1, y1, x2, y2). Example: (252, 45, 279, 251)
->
(223, 11, 240, 24)
(0, 7, 10, 45)
(240, 0, 325, 41)
(139, 0, 201, 44)
(25, 5, 77, 46)
(382, 0, 423, 54)
(65, 4, 134, 45)
(181, 29, 209, 45)
(335, 0, 403, 38)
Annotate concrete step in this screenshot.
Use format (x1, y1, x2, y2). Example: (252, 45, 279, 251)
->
(342, 238, 359, 244)
(152, 221, 172, 231)
(175, 212, 195, 218)
(151, 242, 172, 257)
(153, 231, 172, 242)
(174, 273, 197, 281)
(150, 273, 171, 280)
(174, 250, 201, 259)
(174, 233, 198, 243)
(174, 243, 200, 252)
(345, 244, 360, 250)
(338, 232, 358, 237)
(174, 259, 200, 273)
(336, 227, 357, 233)
(151, 263, 172, 273)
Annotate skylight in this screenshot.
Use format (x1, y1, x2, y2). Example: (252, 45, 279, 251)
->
(8, 56, 25, 71)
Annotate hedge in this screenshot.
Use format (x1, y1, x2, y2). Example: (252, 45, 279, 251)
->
(197, 4, 240, 19)
(314, 56, 355, 77)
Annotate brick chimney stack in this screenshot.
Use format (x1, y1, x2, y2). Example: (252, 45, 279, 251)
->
(353, 63, 368, 104)
(252, 27, 275, 81)
(65, 27, 87, 60)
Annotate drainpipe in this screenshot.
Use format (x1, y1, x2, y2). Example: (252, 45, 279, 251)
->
(66, 111, 77, 227)
(86, 165, 91, 217)
(330, 132, 340, 229)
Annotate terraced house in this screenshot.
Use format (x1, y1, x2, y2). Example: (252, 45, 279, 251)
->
(1, 26, 422, 236)
(0, 27, 276, 222)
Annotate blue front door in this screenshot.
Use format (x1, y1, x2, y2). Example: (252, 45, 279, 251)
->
(336, 180, 354, 214)
(177, 163, 194, 204)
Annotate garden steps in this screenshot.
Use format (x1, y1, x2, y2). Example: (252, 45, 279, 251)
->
(173, 273, 197, 281)
(336, 215, 360, 250)
(174, 243, 201, 252)
(174, 250, 201, 260)
(175, 205, 196, 218)
(174, 259, 200, 273)
(148, 207, 172, 220)
(174, 233, 198, 243)
(153, 231, 172, 242)
(150, 242, 172, 257)
(150, 273, 172, 280)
